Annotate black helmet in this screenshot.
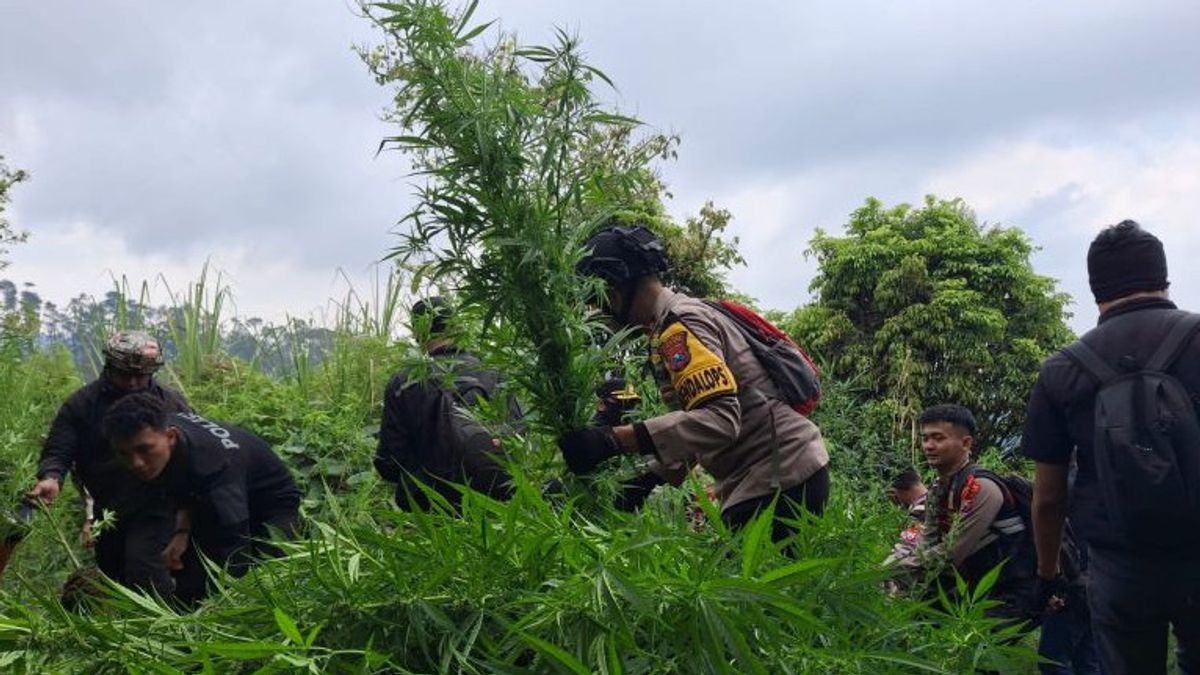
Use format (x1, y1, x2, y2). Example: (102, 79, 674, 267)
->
(577, 225, 668, 286)
(411, 296, 451, 336)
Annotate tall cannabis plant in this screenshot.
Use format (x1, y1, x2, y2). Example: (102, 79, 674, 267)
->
(363, 0, 668, 435)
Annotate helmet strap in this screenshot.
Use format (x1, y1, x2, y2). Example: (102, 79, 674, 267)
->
(613, 279, 641, 326)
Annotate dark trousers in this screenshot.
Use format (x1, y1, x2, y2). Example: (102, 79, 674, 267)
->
(721, 466, 830, 542)
(1088, 550, 1200, 675)
(93, 504, 175, 599)
(173, 506, 300, 606)
(1039, 602, 1101, 675)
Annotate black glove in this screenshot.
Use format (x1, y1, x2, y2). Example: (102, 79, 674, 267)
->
(1035, 573, 1071, 614)
(558, 426, 621, 475)
(615, 472, 667, 512)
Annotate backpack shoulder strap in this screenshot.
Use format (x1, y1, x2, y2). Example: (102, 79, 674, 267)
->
(1145, 313, 1200, 372)
(963, 466, 1012, 503)
(947, 463, 983, 505)
(1063, 339, 1120, 385)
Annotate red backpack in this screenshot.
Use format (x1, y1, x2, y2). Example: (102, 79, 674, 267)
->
(704, 300, 822, 416)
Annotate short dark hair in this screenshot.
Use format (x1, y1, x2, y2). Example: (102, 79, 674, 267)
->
(101, 392, 170, 443)
(918, 404, 977, 436)
(890, 467, 923, 491)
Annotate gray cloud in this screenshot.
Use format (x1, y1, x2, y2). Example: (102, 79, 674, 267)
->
(485, 1, 1200, 190)
(2, 0, 405, 268)
(2, 0, 1198, 333)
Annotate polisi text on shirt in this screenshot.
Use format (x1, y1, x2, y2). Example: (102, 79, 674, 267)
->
(179, 412, 240, 449)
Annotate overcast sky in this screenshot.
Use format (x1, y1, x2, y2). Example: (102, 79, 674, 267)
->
(2, 1, 1199, 333)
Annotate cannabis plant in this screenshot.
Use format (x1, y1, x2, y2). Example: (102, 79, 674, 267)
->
(363, 0, 667, 436)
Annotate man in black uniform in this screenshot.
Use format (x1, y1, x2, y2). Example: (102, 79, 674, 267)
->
(26, 330, 189, 597)
(101, 393, 302, 605)
(1024, 221, 1200, 673)
(373, 297, 520, 511)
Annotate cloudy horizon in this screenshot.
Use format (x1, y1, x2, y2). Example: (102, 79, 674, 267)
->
(3, 0, 1199, 333)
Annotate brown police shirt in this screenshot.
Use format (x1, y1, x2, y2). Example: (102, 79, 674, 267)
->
(641, 289, 830, 510)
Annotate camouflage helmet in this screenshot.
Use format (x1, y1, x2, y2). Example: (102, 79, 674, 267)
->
(102, 331, 165, 375)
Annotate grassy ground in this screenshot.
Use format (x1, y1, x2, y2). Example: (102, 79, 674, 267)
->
(0, 314, 1045, 673)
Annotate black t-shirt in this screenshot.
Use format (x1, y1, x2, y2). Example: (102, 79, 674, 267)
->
(38, 377, 190, 512)
(157, 412, 300, 555)
(1022, 298, 1200, 554)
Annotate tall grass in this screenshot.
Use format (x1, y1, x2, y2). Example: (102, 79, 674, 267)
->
(162, 261, 232, 387)
(69, 275, 156, 380)
(0, 265, 1040, 673)
(0, 483, 1034, 673)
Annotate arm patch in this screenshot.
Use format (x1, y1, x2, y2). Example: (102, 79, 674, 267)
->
(652, 320, 737, 411)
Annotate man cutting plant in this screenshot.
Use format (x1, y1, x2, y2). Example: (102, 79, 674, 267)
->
(560, 224, 831, 540)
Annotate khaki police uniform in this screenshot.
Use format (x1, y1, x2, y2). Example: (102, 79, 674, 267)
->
(641, 289, 829, 511)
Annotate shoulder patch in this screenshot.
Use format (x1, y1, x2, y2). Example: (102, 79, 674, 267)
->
(653, 320, 737, 410)
(658, 331, 692, 372)
(959, 474, 982, 512)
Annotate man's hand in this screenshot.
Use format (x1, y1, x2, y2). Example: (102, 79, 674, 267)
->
(161, 531, 190, 571)
(558, 426, 621, 475)
(1035, 573, 1070, 614)
(26, 478, 62, 506)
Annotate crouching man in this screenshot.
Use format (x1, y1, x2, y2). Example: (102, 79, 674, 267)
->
(101, 393, 302, 605)
(916, 405, 1038, 624)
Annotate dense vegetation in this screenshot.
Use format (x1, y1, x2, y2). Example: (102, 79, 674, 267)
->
(0, 283, 1037, 673)
(0, 2, 1071, 672)
(778, 197, 1073, 476)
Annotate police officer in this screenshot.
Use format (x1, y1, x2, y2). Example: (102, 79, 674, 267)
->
(101, 392, 301, 605)
(373, 297, 521, 511)
(26, 330, 189, 596)
(560, 224, 831, 540)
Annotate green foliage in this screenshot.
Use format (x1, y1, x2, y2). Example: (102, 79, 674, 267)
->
(0, 155, 28, 272)
(613, 199, 746, 298)
(807, 370, 912, 489)
(364, 1, 745, 436)
(0, 9, 1047, 672)
(0, 263, 1045, 673)
(163, 262, 232, 387)
(0, 153, 28, 271)
(782, 197, 1073, 470)
(364, 0, 656, 436)
(0, 483, 1033, 673)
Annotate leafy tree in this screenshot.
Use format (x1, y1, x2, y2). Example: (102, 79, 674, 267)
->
(0, 155, 28, 272)
(613, 198, 745, 298)
(664, 201, 745, 298)
(783, 196, 1073, 467)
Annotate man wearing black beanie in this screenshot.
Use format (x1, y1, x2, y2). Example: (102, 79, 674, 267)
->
(1086, 219, 1170, 306)
(1023, 220, 1200, 673)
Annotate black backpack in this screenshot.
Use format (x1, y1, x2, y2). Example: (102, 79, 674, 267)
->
(949, 467, 1084, 600)
(427, 357, 520, 499)
(1063, 313, 1200, 550)
(378, 354, 519, 503)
